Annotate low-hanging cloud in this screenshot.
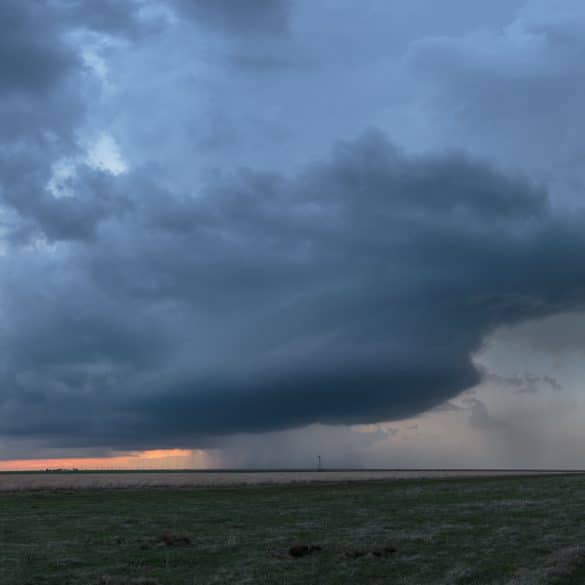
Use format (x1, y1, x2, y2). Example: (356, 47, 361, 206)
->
(3, 131, 585, 451)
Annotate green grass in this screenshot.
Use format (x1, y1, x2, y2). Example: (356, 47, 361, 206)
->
(1, 475, 585, 584)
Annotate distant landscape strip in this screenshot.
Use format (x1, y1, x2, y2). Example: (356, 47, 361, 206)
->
(0, 469, 583, 492)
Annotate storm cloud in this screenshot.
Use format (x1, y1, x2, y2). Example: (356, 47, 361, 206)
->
(1, 0, 585, 457)
(2, 131, 585, 449)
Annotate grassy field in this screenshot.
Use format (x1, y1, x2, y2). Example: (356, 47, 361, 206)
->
(1, 475, 585, 585)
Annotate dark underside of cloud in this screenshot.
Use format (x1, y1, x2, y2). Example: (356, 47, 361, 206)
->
(4, 0, 585, 453)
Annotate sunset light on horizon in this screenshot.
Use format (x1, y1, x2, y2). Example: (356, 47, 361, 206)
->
(0, 450, 213, 472)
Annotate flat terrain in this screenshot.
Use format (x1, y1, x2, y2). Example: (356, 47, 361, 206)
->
(0, 469, 577, 491)
(2, 474, 585, 584)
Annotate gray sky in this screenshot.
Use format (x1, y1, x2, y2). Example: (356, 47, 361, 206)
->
(1, 0, 585, 468)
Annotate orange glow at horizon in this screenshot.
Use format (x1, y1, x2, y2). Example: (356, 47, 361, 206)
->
(0, 449, 213, 471)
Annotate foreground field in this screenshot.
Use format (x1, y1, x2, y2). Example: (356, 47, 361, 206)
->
(1, 475, 585, 585)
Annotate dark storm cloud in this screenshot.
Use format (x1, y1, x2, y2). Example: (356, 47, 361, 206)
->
(1, 163, 132, 243)
(0, 0, 90, 247)
(0, 0, 138, 246)
(3, 0, 585, 458)
(56, 0, 157, 37)
(0, 0, 77, 96)
(173, 0, 289, 36)
(3, 132, 585, 450)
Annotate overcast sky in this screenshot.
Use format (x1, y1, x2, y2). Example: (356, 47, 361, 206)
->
(2, 0, 585, 468)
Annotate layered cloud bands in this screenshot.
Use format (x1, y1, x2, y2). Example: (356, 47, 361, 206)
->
(2, 131, 585, 449)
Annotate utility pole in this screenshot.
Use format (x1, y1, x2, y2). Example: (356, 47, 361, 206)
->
(317, 455, 322, 471)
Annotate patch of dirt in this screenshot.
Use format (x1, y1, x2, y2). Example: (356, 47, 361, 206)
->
(156, 532, 192, 547)
(288, 542, 323, 557)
